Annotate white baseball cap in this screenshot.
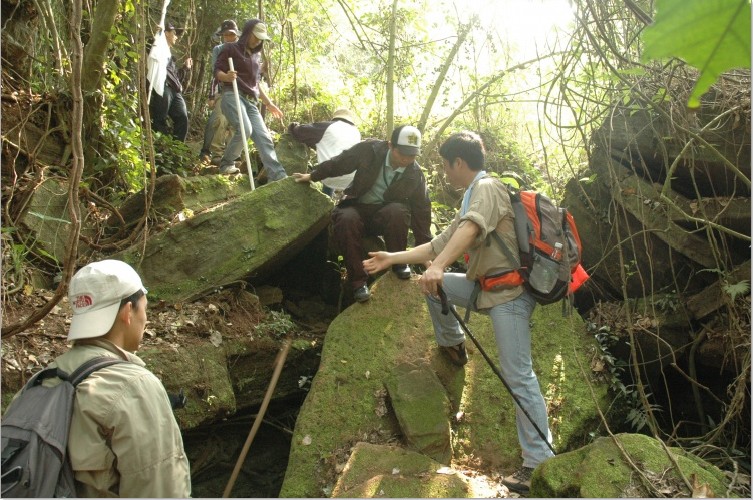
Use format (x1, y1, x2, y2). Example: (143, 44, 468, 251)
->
(393, 125, 422, 156)
(252, 22, 271, 41)
(68, 260, 147, 341)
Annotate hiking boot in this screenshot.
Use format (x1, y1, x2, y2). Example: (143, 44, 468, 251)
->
(200, 153, 211, 164)
(353, 285, 371, 303)
(219, 165, 240, 175)
(441, 342, 468, 366)
(391, 264, 411, 280)
(501, 466, 534, 493)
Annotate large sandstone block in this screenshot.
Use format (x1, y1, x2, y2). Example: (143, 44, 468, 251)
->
(280, 274, 611, 497)
(114, 178, 333, 303)
(533, 433, 736, 497)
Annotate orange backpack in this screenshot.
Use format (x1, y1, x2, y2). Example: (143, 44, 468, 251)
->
(482, 186, 589, 305)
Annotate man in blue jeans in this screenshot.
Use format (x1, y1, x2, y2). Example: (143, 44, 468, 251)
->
(362, 131, 554, 493)
(214, 19, 287, 180)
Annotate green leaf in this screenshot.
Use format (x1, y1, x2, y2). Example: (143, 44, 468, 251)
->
(723, 279, 750, 299)
(641, 0, 751, 108)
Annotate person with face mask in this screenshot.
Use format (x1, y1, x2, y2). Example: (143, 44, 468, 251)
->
(214, 19, 287, 180)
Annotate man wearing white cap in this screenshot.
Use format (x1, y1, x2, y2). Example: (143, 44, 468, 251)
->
(293, 125, 432, 303)
(41, 260, 191, 497)
(215, 18, 287, 179)
(288, 108, 361, 197)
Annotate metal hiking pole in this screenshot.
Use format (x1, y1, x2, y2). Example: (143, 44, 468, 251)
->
(437, 286, 556, 456)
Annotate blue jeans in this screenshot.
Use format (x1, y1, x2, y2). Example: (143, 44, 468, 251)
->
(425, 273, 554, 468)
(220, 91, 287, 181)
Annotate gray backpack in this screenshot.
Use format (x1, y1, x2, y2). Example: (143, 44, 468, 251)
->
(1, 356, 126, 498)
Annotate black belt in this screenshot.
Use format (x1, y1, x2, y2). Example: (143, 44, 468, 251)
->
(223, 88, 258, 103)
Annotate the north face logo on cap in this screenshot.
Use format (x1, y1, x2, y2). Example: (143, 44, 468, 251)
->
(74, 294, 93, 310)
(405, 133, 419, 146)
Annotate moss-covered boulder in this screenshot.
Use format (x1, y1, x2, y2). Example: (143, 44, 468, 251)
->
(279, 274, 611, 497)
(532, 433, 737, 497)
(385, 362, 452, 464)
(331, 442, 481, 498)
(18, 178, 94, 264)
(113, 178, 334, 303)
(109, 174, 252, 229)
(276, 133, 310, 176)
(133, 330, 321, 430)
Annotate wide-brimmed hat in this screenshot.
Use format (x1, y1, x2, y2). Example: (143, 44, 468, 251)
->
(393, 125, 422, 156)
(332, 108, 356, 125)
(68, 260, 147, 341)
(252, 22, 271, 41)
(216, 19, 240, 36)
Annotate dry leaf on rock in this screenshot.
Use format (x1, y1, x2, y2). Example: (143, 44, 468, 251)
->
(209, 330, 223, 347)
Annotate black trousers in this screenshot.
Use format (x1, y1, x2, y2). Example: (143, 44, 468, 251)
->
(150, 85, 188, 141)
(331, 202, 411, 289)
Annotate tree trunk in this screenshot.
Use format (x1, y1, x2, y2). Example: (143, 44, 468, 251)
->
(80, 0, 119, 176)
(386, 0, 398, 134)
(417, 22, 471, 133)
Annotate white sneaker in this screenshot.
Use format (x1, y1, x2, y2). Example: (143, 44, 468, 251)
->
(219, 165, 240, 175)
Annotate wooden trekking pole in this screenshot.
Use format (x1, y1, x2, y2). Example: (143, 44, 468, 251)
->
(222, 337, 291, 497)
(228, 57, 255, 190)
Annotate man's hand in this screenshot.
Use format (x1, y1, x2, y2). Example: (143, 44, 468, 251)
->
(419, 264, 445, 297)
(266, 102, 283, 120)
(363, 251, 392, 274)
(292, 173, 312, 183)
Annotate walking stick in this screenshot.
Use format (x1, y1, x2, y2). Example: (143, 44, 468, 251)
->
(228, 57, 255, 190)
(222, 338, 291, 497)
(437, 286, 557, 456)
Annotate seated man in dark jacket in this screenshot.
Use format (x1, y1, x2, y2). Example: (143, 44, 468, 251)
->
(293, 125, 432, 302)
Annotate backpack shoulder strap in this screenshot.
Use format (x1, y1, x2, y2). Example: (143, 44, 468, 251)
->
(485, 177, 522, 268)
(69, 356, 128, 387)
(489, 230, 521, 268)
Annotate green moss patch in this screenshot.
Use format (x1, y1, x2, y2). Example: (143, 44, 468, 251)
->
(533, 433, 736, 497)
(114, 178, 333, 303)
(280, 275, 611, 497)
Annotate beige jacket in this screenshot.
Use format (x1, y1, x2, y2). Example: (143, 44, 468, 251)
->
(431, 175, 523, 309)
(47, 339, 191, 498)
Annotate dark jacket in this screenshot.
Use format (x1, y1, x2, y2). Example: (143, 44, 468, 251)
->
(165, 56, 191, 93)
(214, 19, 264, 98)
(310, 139, 432, 245)
(146, 38, 191, 93)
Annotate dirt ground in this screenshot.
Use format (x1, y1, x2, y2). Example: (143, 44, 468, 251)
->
(1, 282, 335, 399)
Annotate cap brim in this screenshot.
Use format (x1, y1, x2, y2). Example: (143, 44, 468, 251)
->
(397, 146, 420, 156)
(68, 301, 121, 341)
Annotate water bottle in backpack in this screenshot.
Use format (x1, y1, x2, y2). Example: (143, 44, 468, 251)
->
(527, 242, 562, 294)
